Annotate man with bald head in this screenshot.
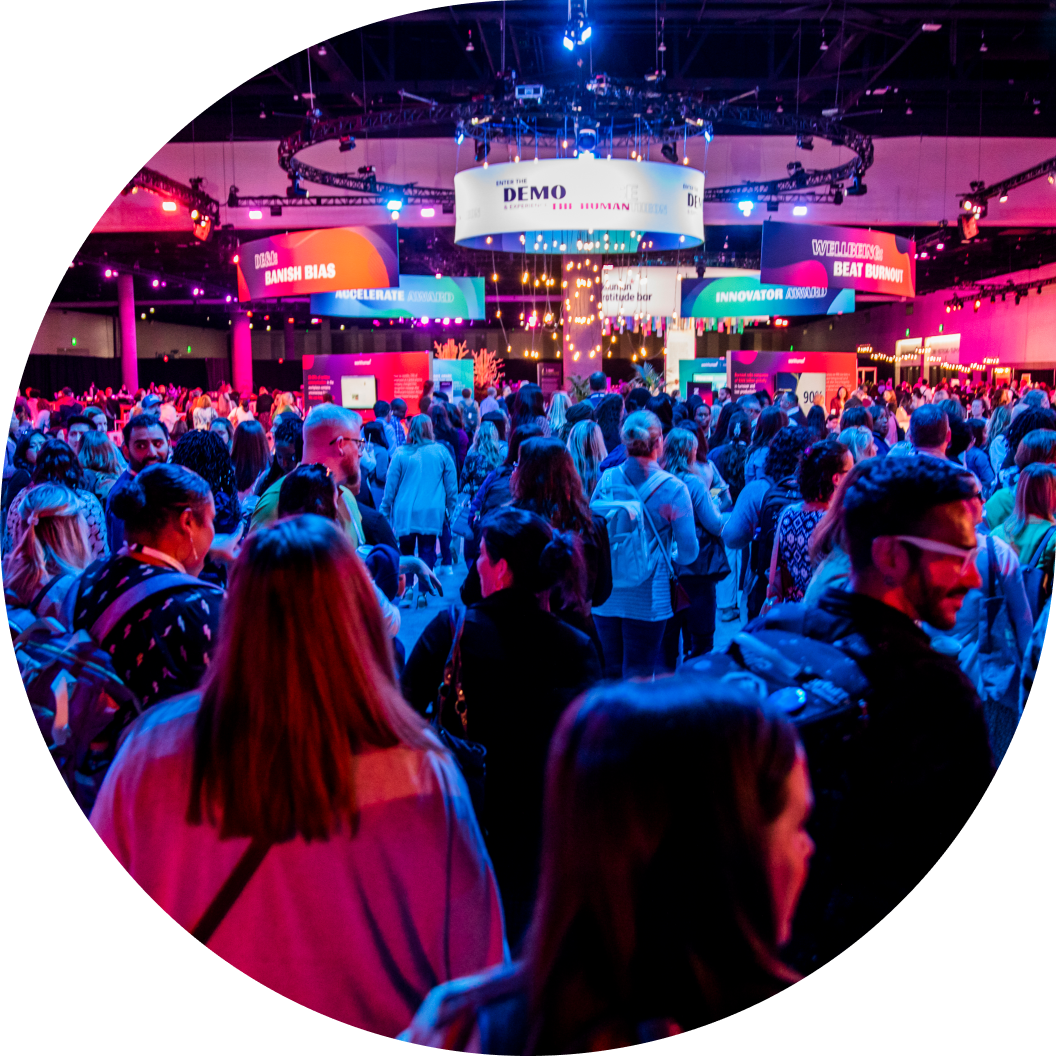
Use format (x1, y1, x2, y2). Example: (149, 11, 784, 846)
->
(251, 403, 366, 538)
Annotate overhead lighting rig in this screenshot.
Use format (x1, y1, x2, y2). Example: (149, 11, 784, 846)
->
(957, 153, 1056, 237)
(122, 167, 220, 241)
(563, 0, 592, 50)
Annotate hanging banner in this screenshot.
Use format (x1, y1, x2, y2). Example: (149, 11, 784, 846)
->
(236, 226, 399, 302)
(302, 352, 430, 416)
(730, 350, 858, 415)
(760, 220, 915, 298)
(311, 276, 486, 319)
(600, 266, 694, 318)
(680, 273, 855, 317)
(454, 158, 704, 254)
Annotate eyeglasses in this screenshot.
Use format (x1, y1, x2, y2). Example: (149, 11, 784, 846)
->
(329, 435, 366, 449)
(892, 535, 979, 574)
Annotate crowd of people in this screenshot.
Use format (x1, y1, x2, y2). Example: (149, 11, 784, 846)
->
(3, 365, 1049, 1049)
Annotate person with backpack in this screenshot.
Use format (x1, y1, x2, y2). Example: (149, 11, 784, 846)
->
(5, 438, 108, 560)
(722, 425, 814, 621)
(590, 411, 698, 678)
(401, 677, 814, 1050)
(3, 483, 92, 626)
(741, 456, 994, 971)
(69, 463, 224, 710)
(400, 507, 601, 948)
(765, 440, 852, 608)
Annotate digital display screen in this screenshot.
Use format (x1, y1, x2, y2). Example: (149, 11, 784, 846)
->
(340, 375, 377, 409)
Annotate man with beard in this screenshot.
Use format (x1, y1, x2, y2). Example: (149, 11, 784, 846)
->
(751, 455, 995, 970)
(106, 413, 171, 554)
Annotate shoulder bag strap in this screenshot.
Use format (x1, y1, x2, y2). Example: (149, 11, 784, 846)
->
(1026, 524, 1056, 570)
(635, 475, 679, 580)
(435, 606, 468, 730)
(190, 836, 272, 946)
(30, 575, 65, 613)
(983, 534, 1000, 649)
(89, 572, 222, 645)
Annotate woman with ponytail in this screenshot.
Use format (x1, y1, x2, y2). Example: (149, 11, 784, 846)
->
(4, 438, 108, 559)
(402, 507, 602, 949)
(2, 483, 92, 625)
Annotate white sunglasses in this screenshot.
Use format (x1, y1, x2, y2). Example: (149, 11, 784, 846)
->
(892, 535, 979, 574)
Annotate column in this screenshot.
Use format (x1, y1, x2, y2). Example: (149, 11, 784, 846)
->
(283, 315, 296, 363)
(231, 311, 253, 395)
(117, 273, 139, 393)
(561, 255, 603, 375)
(320, 317, 333, 354)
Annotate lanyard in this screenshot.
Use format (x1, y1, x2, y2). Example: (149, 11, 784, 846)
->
(121, 544, 187, 575)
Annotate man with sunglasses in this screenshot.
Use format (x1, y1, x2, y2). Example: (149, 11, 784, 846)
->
(755, 455, 995, 971)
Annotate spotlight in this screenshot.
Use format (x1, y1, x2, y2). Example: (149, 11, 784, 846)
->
(386, 199, 404, 212)
(465, 30, 474, 52)
(338, 135, 355, 152)
(475, 139, 490, 163)
(576, 127, 598, 154)
(833, 188, 844, 206)
(161, 201, 178, 212)
(248, 210, 263, 220)
(792, 205, 808, 216)
(796, 134, 814, 151)
(421, 207, 436, 218)
(287, 176, 307, 198)
(661, 142, 678, 164)
(846, 174, 868, 197)
(737, 200, 754, 216)
(704, 128, 713, 143)
(455, 126, 465, 145)
(974, 299, 981, 312)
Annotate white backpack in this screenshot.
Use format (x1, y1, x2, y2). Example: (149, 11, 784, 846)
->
(590, 466, 669, 589)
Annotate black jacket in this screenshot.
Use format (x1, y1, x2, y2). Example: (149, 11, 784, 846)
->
(757, 587, 995, 969)
(401, 588, 601, 945)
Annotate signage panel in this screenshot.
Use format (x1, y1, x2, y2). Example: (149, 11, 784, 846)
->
(311, 275, 485, 319)
(302, 352, 430, 416)
(680, 274, 854, 317)
(601, 266, 691, 318)
(236, 226, 399, 302)
(730, 350, 858, 413)
(454, 158, 704, 253)
(760, 220, 915, 298)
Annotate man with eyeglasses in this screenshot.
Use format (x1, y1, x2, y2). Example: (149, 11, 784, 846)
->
(755, 455, 995, 971)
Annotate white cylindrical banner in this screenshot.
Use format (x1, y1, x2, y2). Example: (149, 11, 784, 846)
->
(454, 158, 704, 254)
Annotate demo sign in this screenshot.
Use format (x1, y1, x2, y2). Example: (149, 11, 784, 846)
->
(236, 226, 399, 302)
(760, 220, 915, 298)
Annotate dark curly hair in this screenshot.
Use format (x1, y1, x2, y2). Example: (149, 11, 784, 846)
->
(31, 438, 85, 489)
(512, 436, 593, 534)
(171, 429, 240, 533)
(1001, 408, 1056, 470)
(798, 439, 849, 503)
(763, 425, 814, 482)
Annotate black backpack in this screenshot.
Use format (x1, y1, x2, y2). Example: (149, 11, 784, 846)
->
(683, 606, 872, 972)
(752, 475, 802, 578)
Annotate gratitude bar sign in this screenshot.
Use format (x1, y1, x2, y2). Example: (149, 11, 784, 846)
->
(235, 226, 399, 302)
(454, 158, 704, 254)
(760, 220, 915, 298)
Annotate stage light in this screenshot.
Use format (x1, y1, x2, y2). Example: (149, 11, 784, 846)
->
(661, 142, 678, 164)
(104, 268, 112, 277)
(339, 135, 355, 152)
(386, 200, 403, 212)
(248, 210, 263, 220)
(563, 31, 575, 50)
(421, 207, 435, 217)
(435, 272, 442, 279)
(577, 127, 598, 153)
(226, 295, 232, 303)
(792, 205, 808, 216)
(704, 128, 713, 143)
(922, 23, 942, 32)
(455, 127, 465, 145)
(442, 318, 451, 325)
(796, 134, 813, 151)
(465, 30, 474, 52)
(152, 278, 160, 287)
(737, 200, 754, 216)
(974, 299, 981, 312)
(161, 201, 177, 212)
(937, 242, 945, 251)
(491, 273, 498, 281)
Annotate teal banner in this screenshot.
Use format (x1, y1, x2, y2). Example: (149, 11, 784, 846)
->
(311, 275, 486, 319)
(680, 275, 854, 317)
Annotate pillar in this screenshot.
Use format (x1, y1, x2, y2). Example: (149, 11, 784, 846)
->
(562, 255, 603, 376)
(231, 311, 253, 396)
(117, 273, 139, 393)
(320, 317, 333, 354)
(283, 315, 296, 362)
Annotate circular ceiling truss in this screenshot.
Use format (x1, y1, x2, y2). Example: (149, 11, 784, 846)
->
(274, 78, 873, 210)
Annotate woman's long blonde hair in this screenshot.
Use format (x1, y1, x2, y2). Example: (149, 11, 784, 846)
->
(2, 484, 91, 605)
(567, 421, 608, 501)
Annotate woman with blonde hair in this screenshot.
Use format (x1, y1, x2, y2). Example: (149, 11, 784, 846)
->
(3, 483, 91, 624)
(192, 394, 217, 431)
(381, 414, 458, 586)
(546, 391, 571, 437)
(566, 420, 607, 501)
(91, 515, 504, 1035)
(77, 429, 122, 504)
